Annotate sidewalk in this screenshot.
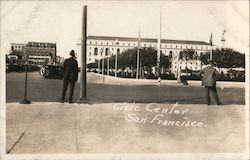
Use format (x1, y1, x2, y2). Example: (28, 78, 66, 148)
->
(91, 73, 245, 88)
(6, 102, 245, 154)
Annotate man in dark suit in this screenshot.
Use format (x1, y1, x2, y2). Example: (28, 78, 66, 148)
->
(198, 59, 221, 105)
(60, 50, 78, 103)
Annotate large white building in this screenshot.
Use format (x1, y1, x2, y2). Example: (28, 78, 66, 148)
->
(86, 35, 212, 76)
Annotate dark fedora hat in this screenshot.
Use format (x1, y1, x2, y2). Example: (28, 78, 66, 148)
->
(70, 50, 76, 57)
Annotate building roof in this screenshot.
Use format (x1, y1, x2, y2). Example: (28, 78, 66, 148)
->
(87, 35, 210, 45)
(10, 43, 26, 45)
(26, 42, 56, 48)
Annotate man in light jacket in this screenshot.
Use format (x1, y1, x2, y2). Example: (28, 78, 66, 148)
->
(198, 59, 221, 105)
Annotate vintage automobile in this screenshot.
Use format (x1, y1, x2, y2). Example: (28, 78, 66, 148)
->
(40, 65, 64, 79)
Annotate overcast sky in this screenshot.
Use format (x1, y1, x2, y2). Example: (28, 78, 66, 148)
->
(1, 1, 249, 59)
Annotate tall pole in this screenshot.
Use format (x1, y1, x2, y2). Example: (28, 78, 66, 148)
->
(115, 39, 119, 77)
(107, 50, 110, 76)
(78, 5, 87, 103)
(157, 7, 162, 77)
(101, 48, 104, 82)
(98, 58, 100, 74)
(20, 48, 31, 104)
(136, 29, 141, 79)
(210, 32, 213, 60)
(210, 46, 212, 60)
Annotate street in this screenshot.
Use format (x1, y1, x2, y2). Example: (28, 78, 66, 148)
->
(5, 72, 246, 155)
(6, 72, 245, 104)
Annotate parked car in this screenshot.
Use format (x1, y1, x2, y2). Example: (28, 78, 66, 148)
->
(40, 65, 64, 79)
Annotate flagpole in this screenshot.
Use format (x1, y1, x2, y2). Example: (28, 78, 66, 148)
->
(210, 33, 213, 60)
(136, 28, 140, 79)
(157, 7, 162, 78)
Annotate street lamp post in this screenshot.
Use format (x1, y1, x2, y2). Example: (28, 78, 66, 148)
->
(115, 39, 119, 77)
(20, 49, 31, 104)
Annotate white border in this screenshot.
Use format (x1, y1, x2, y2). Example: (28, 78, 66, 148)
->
(0, 0, 249, 160)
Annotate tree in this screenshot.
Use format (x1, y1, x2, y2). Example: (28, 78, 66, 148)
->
(200, 48, 245, 69)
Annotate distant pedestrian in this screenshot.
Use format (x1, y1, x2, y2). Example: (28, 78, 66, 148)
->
(60, 50, 78, 103)
(158, 77, 161, 86)
(198, 59, 221, 105)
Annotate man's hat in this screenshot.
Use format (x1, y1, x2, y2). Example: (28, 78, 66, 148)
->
(70, 50, 76, 57)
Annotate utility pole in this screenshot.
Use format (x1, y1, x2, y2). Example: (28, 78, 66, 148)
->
(115, 39, 119, 77)
(77, 5, 87, 103)
(136, 29, 141, 79)
(157, 7, 162, 78)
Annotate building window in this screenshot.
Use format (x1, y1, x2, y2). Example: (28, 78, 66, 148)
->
(180, 62, 182, 64)
(105, 48, 109, 56)
(117, 48, 120, 54)
(106, 42, 109, 45)
(165, 45, 167, 48)
(94, 48, 98, 56)
(201, 46, 203, 49)
(170, 45, 172, 48)
(89, 52, 91, 56)
(181, 46, 182, 48)
(176, 46, 178, 48)
(206, 47, 208, 50)
(196, 46, 198, 49)
(191, 46, 193, 49)
(175, 66, 177, 69)
(144, 44, 146, 47)
(90, 41, 92, 44)
(95, 41, 97, 44)
(128, 43, 130, 46)
(89, 58, 91, 61)
(101, 42, 103, 45)
(89, 47, 91, 49)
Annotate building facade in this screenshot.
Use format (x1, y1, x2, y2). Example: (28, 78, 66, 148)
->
(86, 36, 212, 76)
(10, 43, 26, 59)
(23, 42, 57, 66)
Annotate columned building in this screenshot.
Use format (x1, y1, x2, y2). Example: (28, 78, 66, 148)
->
(87, 35, 212, 76)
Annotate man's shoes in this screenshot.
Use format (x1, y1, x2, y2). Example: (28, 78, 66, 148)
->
(217, 102, 222, 105)
(59, 99, 64, 103)
(68, 101, 74, 104)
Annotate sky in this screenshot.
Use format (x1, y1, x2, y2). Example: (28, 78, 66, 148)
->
(1, 0, 249, 59)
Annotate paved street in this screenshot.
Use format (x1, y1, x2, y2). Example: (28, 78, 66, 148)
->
(5, 72, 246, 156)
(6, 102, 245, 154)
(6, 72, 245, 104)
